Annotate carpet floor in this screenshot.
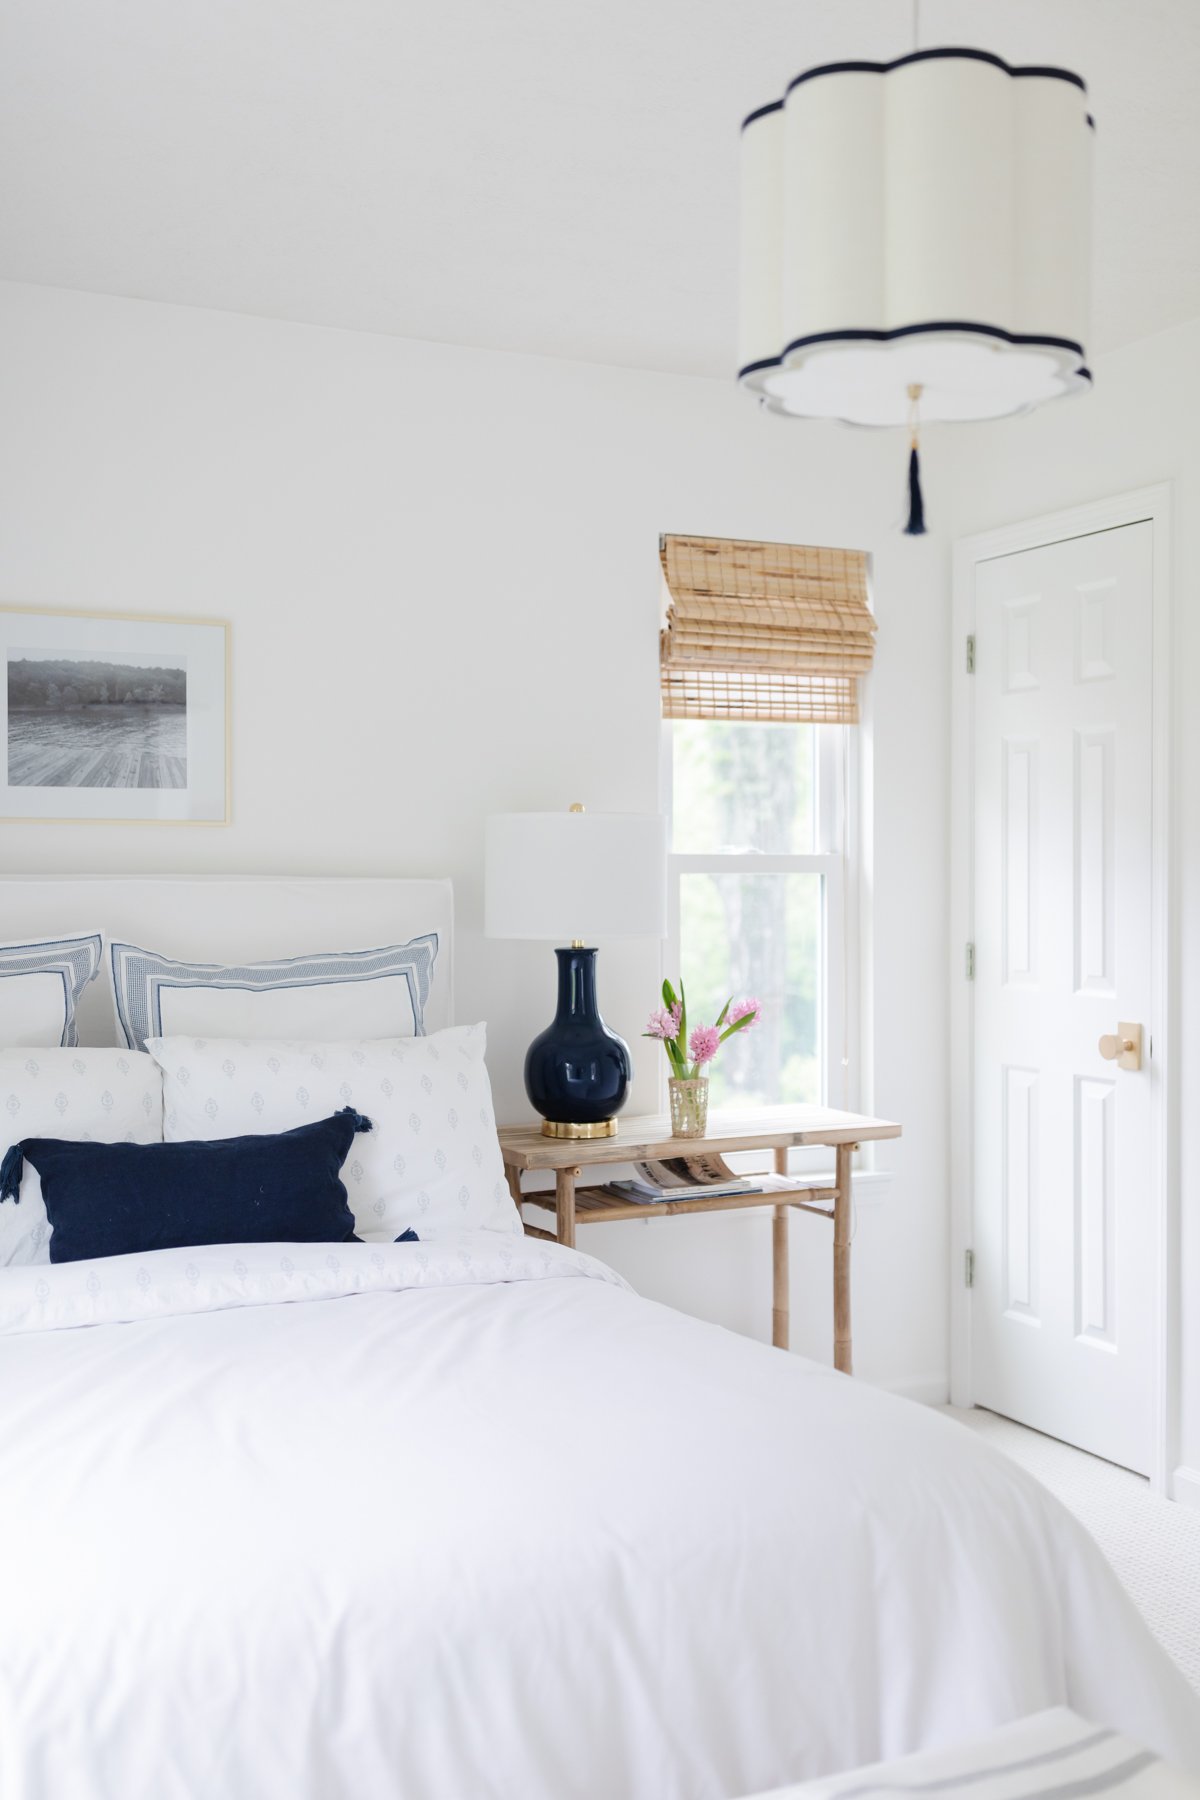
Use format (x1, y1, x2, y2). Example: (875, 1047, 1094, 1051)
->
(943, 1405, 1200, 1694)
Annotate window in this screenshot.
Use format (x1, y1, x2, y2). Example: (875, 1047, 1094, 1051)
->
(665, 720, 853, 1111)
(657, 532, 872, 1113)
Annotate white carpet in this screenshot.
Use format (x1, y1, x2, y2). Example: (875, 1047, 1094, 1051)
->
(943, 1406, 1200, 1694)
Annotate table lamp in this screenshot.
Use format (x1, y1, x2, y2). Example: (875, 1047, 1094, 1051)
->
(485, 805, 667, 1138)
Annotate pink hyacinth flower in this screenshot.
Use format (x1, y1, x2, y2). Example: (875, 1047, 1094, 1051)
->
(647, 1004, 682, 1040)
(688, 1024, 721, 1066)
(729, 998, 761, 1028)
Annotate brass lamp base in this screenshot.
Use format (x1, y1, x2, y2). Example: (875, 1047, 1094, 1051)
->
(540, 1118, 618, 1140)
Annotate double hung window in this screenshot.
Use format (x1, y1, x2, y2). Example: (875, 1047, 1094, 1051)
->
(659, 536, 872, 1111)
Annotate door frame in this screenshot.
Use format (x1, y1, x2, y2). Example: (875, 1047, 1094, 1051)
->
(949, 483, 1176, 1494)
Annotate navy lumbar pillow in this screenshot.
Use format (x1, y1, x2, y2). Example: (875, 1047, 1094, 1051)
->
(0, 1106, 373, 1265)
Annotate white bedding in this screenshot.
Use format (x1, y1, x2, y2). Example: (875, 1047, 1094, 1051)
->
(742, 1708, 1200, 1800)
(0, 1237, 1196, 1800)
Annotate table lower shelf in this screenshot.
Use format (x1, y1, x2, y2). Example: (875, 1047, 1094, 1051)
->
(520, 1184, 837, 1226)
(506, 1139, 860, 1370)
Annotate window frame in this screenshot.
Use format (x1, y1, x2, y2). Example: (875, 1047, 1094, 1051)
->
(660, 721, 861, 1157)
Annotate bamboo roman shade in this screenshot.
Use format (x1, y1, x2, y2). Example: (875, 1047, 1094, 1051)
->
(659, 534, 875, 724)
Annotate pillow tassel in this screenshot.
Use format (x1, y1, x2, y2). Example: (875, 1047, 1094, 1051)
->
(335, 1106, 374, 1134)
(0, 1142, 24, 1203)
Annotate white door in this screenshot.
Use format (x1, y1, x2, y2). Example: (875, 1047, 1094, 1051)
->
(972, 521, 1155, 1474)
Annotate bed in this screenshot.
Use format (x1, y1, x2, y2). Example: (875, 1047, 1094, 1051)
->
(0, 878, 1197, 1800)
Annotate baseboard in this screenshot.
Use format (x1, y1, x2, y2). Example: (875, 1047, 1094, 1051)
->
(1171, 1465, 1200, 1509)
(870, 1372, 949, 1407)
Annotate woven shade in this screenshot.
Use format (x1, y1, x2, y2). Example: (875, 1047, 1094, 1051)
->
(660, 534, 874, 724)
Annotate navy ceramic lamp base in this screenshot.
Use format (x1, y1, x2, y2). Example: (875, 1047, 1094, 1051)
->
(524, 946, 632, 1139)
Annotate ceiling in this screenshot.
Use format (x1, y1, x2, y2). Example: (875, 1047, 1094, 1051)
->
(2, 0, 1197, 378)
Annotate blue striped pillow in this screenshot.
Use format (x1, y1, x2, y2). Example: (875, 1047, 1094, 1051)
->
(110, 935, 439, 1053)
(0, 934, 103, 1049)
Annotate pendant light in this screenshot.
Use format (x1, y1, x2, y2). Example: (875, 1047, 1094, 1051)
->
(737, 12, 1093, 531)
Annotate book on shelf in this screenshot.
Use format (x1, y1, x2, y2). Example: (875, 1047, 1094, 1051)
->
(602, 1152, 789, 1205)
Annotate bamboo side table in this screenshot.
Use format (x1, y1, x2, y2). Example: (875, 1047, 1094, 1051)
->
(497, 1104, 901, 1374)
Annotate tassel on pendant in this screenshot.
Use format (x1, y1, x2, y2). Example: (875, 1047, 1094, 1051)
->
(905, 445, 926, 535)
(904, 382, 927, 536)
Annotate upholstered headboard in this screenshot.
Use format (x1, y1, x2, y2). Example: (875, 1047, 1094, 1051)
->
(0, 876, 454, 1046)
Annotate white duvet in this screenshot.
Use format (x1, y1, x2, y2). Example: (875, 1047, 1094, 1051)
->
(0, 1235, 1196, 1800)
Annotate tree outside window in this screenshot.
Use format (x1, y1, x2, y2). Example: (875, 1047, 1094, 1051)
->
(669, 720, 847, 1110)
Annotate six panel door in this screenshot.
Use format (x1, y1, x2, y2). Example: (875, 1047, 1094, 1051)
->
(972, 521, 1155, 1474)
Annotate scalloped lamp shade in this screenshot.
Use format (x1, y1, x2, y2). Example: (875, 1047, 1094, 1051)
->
(738, 49, 1094, 429)
(485, 812, 667, 944)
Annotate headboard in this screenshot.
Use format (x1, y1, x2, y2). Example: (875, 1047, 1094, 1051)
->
(0, 876, 454, 1047)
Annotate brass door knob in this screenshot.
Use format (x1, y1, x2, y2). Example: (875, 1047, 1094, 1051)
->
(1098, 1023, 1143, 1071)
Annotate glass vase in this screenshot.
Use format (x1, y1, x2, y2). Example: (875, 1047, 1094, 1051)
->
(668, 1076, 709, 1139)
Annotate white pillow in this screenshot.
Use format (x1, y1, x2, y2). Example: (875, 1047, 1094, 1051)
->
(0, 1049, 165, 1266)
(0, 933, 103, 1048)
(110, 935, 440, 1054)
(148, 1026, 521, 1242)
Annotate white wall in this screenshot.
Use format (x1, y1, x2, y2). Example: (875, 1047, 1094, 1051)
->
(0, 280, 951, 1395)
(938, 316, 1200, 1496)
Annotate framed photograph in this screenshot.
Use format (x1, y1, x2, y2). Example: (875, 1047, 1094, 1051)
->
(1, 607, 229, 824)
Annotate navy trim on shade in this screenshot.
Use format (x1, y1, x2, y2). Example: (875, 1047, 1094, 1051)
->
(738, 354, 789, 379)
(742, 47, 1089, 131)
(737, 320, 1092, 388)
(742, 98, 784, 128)
(781, 321, 1086, 360)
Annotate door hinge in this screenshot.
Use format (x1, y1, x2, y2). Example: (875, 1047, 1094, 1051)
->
(965, 1248, 975, 1288)
(966, 633, 976, 674)
(965, 942, 975, 980)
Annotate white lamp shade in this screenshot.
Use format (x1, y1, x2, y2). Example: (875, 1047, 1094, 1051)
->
(739, 50, 1093, 425)
(485, 812, 667, 942)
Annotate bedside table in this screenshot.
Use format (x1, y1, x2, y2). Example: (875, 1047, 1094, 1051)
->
(498, 1103, 900, 1374)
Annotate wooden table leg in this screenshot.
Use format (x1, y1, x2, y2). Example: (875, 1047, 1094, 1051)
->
(555, 1167, 578, 1248)
(772, 1145, 789, 1350)
(505, 1164, 525, 1228)
(833, 1141, 855, 1374)
(772, 1208, 790, 1349)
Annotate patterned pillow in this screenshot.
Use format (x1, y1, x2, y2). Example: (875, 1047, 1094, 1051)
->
(110, 935, 439, 1054)
(0, 1048, 164, 1265)
(148, 1025, 521, 1241)
(0, 933, 103, 1049)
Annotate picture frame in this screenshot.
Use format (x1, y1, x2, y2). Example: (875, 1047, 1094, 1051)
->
(1, 606, 230, 825)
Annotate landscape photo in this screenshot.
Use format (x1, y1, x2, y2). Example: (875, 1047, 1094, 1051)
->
(6, 650, 188, 789)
